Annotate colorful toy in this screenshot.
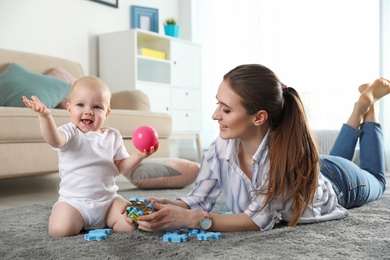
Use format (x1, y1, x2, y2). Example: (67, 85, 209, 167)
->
(132, 126, 159, 152)
(126, 197, 155, 226)
(84, 228, 112, 241)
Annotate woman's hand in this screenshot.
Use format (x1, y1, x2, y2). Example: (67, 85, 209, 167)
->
(136, 200, 198, 232)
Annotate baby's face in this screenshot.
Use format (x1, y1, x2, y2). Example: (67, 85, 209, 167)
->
(66, 85, 111, 133)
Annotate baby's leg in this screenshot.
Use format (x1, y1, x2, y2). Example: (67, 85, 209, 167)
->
(48, 202, 84, 237)
(106, 196, 137, 232)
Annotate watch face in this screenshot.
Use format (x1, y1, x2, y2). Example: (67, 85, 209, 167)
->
(200, 217, 212, 230)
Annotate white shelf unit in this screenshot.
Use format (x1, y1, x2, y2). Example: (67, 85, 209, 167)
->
(98, 29, 202, 135)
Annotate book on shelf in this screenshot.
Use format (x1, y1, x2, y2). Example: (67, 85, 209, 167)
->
(137, 48, 166, 60)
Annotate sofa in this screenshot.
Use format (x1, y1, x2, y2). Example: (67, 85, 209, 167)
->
(0, 48, 173, 179)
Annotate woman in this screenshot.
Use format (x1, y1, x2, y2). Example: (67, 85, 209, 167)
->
(123, 64, 388, 232)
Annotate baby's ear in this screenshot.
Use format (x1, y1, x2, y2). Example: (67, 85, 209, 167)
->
(106, 108, 111, 117)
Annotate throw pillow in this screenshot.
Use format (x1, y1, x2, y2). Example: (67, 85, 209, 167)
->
(124, 158, 200, 189)
(111, 90, 151, 111)
(45, 68, 77, 109)
(0, 63, 71, 108)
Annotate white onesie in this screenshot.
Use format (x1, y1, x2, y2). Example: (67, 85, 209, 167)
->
(53, 122, 129, 230)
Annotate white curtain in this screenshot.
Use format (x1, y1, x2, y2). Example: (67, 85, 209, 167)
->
(380, 0, 390, 170)
(193, 0, 383, 162)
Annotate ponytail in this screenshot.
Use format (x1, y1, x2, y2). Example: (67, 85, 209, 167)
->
(264, 87, 319, 226)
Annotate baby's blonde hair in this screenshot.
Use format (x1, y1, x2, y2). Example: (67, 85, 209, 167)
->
(69, 76, 111, 107)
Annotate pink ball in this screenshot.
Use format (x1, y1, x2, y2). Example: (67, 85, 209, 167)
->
(132, 126, 159, 152)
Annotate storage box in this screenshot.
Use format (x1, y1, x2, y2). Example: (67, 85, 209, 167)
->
(138, 48, 166, 60)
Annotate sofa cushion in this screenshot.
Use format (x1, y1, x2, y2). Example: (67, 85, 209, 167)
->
(111, 90, 151, 111)
(0, 63, 71, 108)
(124, 158, 199, 189)
(45, 67, 77, 109)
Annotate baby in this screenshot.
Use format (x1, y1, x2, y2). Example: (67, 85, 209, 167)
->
(23, 76, 154, 237)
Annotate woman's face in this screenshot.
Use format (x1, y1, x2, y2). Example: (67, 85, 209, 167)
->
(212, 80, 258, 141)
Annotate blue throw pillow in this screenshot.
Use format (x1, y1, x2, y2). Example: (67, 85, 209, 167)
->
(0, 63, 71, 108)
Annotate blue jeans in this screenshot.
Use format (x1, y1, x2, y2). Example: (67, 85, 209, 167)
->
(320, 122, 386, 209)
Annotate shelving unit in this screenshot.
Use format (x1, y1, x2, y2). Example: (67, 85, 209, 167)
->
(99, 29, 202, 160)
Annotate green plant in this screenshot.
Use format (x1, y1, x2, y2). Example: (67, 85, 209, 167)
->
(164, 18, 177, 25)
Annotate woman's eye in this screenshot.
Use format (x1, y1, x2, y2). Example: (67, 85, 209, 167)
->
(222, 109, 230, 113)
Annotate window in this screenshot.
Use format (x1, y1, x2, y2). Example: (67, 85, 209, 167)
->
(194, 0, 382, 153)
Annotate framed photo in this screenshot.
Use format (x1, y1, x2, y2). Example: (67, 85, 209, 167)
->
(130, 5, 159, 33)
(89, 0, 118, 8)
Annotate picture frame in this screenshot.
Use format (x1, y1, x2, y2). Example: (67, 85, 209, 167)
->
(130, 5, 159, 33)
(89, 0, 118, 8)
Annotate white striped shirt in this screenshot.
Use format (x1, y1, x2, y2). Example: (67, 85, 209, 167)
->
(180, 132, 349, 231)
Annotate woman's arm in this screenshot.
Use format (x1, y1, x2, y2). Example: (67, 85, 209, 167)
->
(136, 201, 259, 232)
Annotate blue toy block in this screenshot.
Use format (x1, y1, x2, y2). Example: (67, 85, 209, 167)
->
(197, 232, 222, 241)
(84, 228, 112, 241)
(187, 228, 204, 237)
(163, 233, 189, 243)
(164, 229, 185, 235)
(89, 228, 112, 235)
(162, 229, 223, 242)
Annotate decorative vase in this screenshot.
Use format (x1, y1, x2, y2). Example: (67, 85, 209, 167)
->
(164, 25, 180, 38)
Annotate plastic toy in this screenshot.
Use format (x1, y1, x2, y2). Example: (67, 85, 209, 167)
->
(126, 197, 155, 225)
(187, 228, 203, 237)
(132, 126, 159, 152)
(197, 232, 222, 241)
(163, 233, 189, 243)
(84, 228, 112, 241)
(162, 229, 222, 242)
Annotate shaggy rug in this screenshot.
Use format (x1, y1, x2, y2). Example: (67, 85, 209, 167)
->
(1, 179, 390, 260)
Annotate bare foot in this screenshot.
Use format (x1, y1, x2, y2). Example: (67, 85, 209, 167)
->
(356, 78, 389, 123)
(346, 78, 389, 128)
(359, 78, 390, 104)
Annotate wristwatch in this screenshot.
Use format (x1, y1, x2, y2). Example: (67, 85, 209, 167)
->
(200, 211, 212, 230)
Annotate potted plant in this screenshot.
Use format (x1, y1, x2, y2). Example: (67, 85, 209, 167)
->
(164, 18, 180, 38)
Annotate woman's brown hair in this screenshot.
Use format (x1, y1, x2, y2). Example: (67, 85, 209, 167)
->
(223, 64, 319, 226)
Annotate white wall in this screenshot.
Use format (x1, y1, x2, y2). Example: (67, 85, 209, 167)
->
(1, 0, 388, 165)
(193, 0, 382, 151)
(0, 0, 179, 76)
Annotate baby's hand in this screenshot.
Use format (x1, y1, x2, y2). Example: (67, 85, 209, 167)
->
(120, 202, 139, 231)
(137, 143, 159, 159)
(22, 96, 51, 116)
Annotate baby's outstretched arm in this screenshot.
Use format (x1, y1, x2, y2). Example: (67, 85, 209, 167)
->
(22, 96, 66, 148)
(115, 146, 157, 175)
